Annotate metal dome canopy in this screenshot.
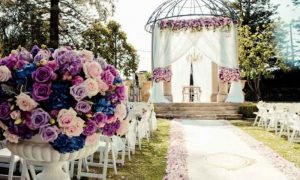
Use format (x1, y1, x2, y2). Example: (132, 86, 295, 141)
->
(145, 0, 238, 32)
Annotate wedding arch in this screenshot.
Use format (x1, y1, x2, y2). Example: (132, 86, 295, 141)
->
(145, 0, 245, 103)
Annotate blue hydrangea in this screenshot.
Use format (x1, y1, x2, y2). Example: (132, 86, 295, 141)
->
(51, 134, 86, 154)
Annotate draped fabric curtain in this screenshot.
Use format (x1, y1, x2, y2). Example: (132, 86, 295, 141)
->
(149, 23, 244, 103)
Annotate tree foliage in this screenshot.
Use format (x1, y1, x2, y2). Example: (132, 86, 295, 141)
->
(230, 0, 279, 32)
(238, 24, 288, 100)
(0, 0, 114, 53)
(82, 21, 139, 78)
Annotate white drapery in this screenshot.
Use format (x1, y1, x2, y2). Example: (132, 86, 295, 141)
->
(149, 23, 244, 103)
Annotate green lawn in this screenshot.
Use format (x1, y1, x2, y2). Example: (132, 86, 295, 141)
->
(105, 119, 170, 180)
(230, 120, 300, 168)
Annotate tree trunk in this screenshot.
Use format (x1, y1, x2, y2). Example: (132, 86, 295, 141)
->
(254, 76, 262, 101)
(50, 0, 60, 48)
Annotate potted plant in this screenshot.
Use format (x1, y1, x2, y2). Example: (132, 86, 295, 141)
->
(0, 46, 128, 180)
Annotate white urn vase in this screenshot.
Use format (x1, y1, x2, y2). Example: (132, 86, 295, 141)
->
(7, 135, 99, 180)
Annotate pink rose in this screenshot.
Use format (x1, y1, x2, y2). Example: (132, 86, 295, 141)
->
(96, 78, 109, 94)
(15, 93, 38, 111)
(83, 61, 102, 78)
(84, 78, 99, 98)
(115, 104, 127, 120)
(72, 76, 84, 86)
(57, 108, 77, 128)
(85, 133, 100, 145)
(117, 120, 129, 136)
(64, 118, 84, 137)
(107, 116, 117, 124)
(10, 110, 21, 120)
(0, 65, 12, 82)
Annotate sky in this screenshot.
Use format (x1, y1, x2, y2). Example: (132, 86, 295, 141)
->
(112, 0, 300, 71)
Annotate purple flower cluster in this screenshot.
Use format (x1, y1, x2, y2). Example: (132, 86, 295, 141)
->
(0, 45, 128, 154)
(159, 17, 234, 31)
(153, 67, 172, 83)
(218, 67, 240, 83)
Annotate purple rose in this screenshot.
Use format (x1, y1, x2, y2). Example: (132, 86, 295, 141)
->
(33, 49, 51, 63)
(68, 58, 83, 76)
(47, 60, 59, 71)
(72, 76, 84, 86)
(40, 125, 59, 142)
(116, 86, 126, 101)
(50, 110, 59, 118)
(32, 66, 56, 83)
(0, 54, 18, 70)
(106, 65, 119, 77)
(0, 101, 11, 120)
(93, 112, 107, 127)
(18, 48, 32, 62)
(101, 70, 114, 86)
(83, 121, 97, 136)
(30, 108, 51, 130)
(76, 101, 91, 113)
(70, 85, 87, 101)
(102, 120, 120, 137)
(32, 83, 51, 101)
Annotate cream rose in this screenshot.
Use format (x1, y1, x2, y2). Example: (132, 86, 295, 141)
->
(84, 78, 99, 98)
(80, 50, 94, 62)
(4, 131, 19, 143)
(57, 108, 77, 128)
(15, 93, 38, 111)
(0, 65, 12, 82)
(83, 61, 103, 78)
(64, 118, 84, 137)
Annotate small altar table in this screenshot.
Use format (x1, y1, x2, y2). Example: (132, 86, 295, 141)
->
(182, 86, 201, 102)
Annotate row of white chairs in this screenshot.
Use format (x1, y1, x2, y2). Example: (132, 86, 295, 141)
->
(0, 101, 158, 180)
(253, 101, 300, 143)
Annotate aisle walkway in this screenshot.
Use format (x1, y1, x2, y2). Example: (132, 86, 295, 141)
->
(179, 120, 298, 180)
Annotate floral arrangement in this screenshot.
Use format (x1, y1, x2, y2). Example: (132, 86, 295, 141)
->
(0, 46, 128, 153)
(158, 17, 234, 32)
(152, 67, 172, 83)
(218, 67, 240, 83)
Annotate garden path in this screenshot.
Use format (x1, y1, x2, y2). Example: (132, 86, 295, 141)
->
(178, 120, 295, 180)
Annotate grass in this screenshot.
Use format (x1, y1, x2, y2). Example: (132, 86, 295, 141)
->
(105, 119, 170, 180)
(230, 120, 300, 168)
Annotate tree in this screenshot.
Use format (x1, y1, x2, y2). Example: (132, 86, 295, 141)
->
(230, 0, 279, 32)
(82, 21, 139, 77)
(0, 0, 48, 55)
(293, 0, 300, 5)
(0, 0, 114, 52)
(238, 24, 288, 100)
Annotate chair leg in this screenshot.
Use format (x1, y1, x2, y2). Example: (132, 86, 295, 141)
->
(69, 161, 75, 178)
(29, 165, 36, 180)
(77, 159, 83, 180)
(102, 143, 109, 180)
(8, 155, 15, 180)
(111, 146, 118, 175)
(289, 130, 297, 143)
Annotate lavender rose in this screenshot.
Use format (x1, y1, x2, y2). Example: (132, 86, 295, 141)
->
(30, 108, 51, 130)
(32, 83, 51, 101)
(32, 66, 56, 83)
(0, 101, 11, 120)
(101, 70, 114, 86)
(115, 86, 126, 101)
(75, 101, 91, 114)
(40, 125, 59, 142)
(83, 121, 97, 136)
(106, 65, 119, 77)
(70, 85, 87, 101)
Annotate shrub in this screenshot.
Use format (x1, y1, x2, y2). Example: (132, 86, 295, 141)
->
(239, 103, 258, 118)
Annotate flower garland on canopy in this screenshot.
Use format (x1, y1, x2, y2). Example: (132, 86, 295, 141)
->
(218, 67, 240, 83)
(158, 17, 234, 32)
(152, 67, 172, 83)
(0, 46, 128, 153)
